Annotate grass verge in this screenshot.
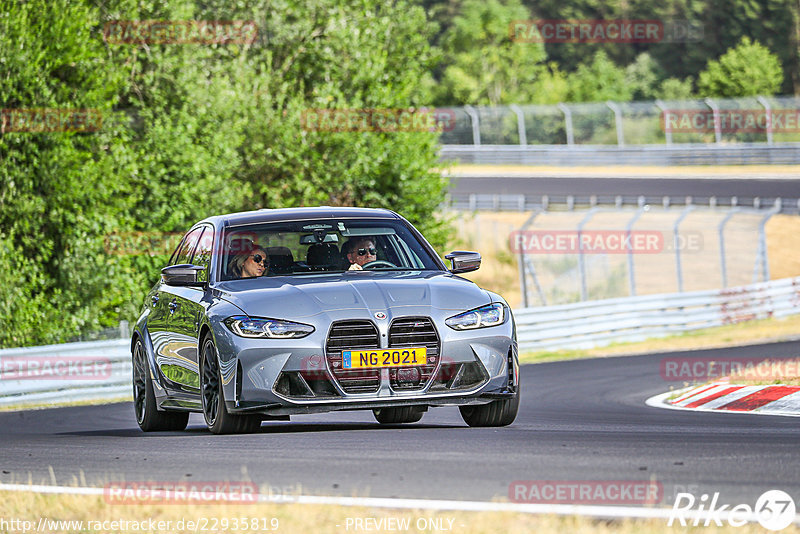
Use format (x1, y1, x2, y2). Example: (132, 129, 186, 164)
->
(0, 396, 132, 413)
(2, 490, 795, 534)
(519, 314, 800, 365)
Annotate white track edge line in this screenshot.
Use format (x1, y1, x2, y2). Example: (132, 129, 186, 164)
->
(1, 483, 798, 526)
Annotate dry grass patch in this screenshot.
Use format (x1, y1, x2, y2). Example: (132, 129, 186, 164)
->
(766, 215, 800, 280)
(1, 489, 795, 534)
(0, 395, 132, 413)
(722, 359, 800, 386)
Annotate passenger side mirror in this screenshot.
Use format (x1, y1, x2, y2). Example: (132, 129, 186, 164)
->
(161, 264, 206, 287)
(445, 251, 481, 274)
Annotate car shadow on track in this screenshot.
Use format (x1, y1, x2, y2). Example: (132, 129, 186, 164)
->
(58, 422, 462, 437)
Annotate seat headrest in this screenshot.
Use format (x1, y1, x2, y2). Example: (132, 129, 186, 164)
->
(306, 243, 339, 266)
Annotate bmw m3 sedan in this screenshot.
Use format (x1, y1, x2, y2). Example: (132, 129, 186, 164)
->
(131, 207, 520, 433)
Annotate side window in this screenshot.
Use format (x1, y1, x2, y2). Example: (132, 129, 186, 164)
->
(192, 227, 214, 283)
(170, 227, 204, 266)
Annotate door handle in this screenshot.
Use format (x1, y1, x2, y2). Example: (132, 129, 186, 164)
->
(168, 300, 178, 313)
(151, 295, 159, 306)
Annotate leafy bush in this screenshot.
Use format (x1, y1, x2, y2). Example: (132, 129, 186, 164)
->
(698, 37, 784, 97)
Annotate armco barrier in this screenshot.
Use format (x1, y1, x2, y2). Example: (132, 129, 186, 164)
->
(439, 143, 800, 166)
(0, 338, 131, 407)
(1, 277, 799, 407)
(515, 276, 800, 350)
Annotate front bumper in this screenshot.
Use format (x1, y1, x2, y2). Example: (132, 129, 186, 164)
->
(213, 314, 516, 416)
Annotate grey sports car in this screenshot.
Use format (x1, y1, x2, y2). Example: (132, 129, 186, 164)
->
(131, 207, 520, 433)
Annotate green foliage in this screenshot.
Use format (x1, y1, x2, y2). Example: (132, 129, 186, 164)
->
(432, 0, 549, 106)
(0, 0, 450, 348)
(658, 77, 695, 100)
(697, 37, 784, 97)
(0, 0, 136, 345)
(566, 50, 632, 102)
(625, 53, 661, 101)
(2, 0, 799, 348)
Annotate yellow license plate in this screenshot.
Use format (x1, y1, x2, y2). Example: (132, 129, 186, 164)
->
(342, 347, 428, 369)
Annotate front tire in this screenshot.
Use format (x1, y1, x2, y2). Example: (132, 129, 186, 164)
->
(459, 386, 520, 427)
(373, 406, 425, 424)
(200, 335, 261, 434)
(132, 339, 189, 432)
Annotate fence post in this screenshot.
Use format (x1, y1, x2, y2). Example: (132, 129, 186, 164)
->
(518, 209, 545, 308)
(674, 205, 695, 292)
(577, 208, 599, 301)
(606, 101, 624, 146)
(704, 98, 722, 145)
(463, 105, 481, 146)
(509, 104, 527, 146)
(626, 207, 647, 296)
(655, 99, 672, 145)
(718, 209, 740, 287)
(557, 103, 574, 146)
(756, 96, 774, 145)
(754, 200, 781, 282)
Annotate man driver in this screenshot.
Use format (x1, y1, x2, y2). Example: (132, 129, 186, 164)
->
(344, 237, 377, 270)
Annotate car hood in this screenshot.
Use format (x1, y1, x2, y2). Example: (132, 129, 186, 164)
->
(213, 271, 491, 319)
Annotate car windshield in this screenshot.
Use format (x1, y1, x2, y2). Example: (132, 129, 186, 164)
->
(220, 218, 441, 280)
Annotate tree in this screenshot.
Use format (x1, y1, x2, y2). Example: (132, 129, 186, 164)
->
(625, 53, 662, 101)
(566, 50, 632, 102)
(0, 0, 136, 346)
(0, 0, 451, 347)
(698, 37, 784, 97)
(433, 0, 549, 105)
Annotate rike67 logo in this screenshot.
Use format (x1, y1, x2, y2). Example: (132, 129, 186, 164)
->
(669, 490, 796, 531)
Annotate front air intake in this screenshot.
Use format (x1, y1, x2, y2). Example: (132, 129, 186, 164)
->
(325, 320, 381, 394)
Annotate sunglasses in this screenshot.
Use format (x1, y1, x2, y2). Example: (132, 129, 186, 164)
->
(357, 247, 377, 256)
(250, 254, 270, 266)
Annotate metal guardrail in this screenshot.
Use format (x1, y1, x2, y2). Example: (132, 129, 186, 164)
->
(438, 97, 800, 165)
(0, 339, 131, 407)
(439, 143, 800, 166)
(1, 276, 798, 407)
(446, 193, 800, 214)
(515, 276, 800, 350)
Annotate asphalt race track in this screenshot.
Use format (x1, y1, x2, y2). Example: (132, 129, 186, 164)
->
(449, 176, 800, 200)
(1, 341, 798, 509)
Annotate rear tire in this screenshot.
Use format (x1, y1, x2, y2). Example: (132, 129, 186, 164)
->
(132, 339, 189, 432)
(201, 335, 261, 434)
(373, 406, 425, 424)
(459, 385, 520, 427)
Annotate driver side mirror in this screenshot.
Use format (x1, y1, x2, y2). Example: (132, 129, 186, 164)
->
(445, 251, 481, 274)
(161, 264, 206, 287)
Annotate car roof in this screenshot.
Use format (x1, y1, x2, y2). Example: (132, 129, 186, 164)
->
(198, 207, 401, 228)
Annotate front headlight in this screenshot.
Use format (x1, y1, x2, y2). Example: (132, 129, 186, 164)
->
(445, 303, 505, 330)
(223, 316, 315, 339)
